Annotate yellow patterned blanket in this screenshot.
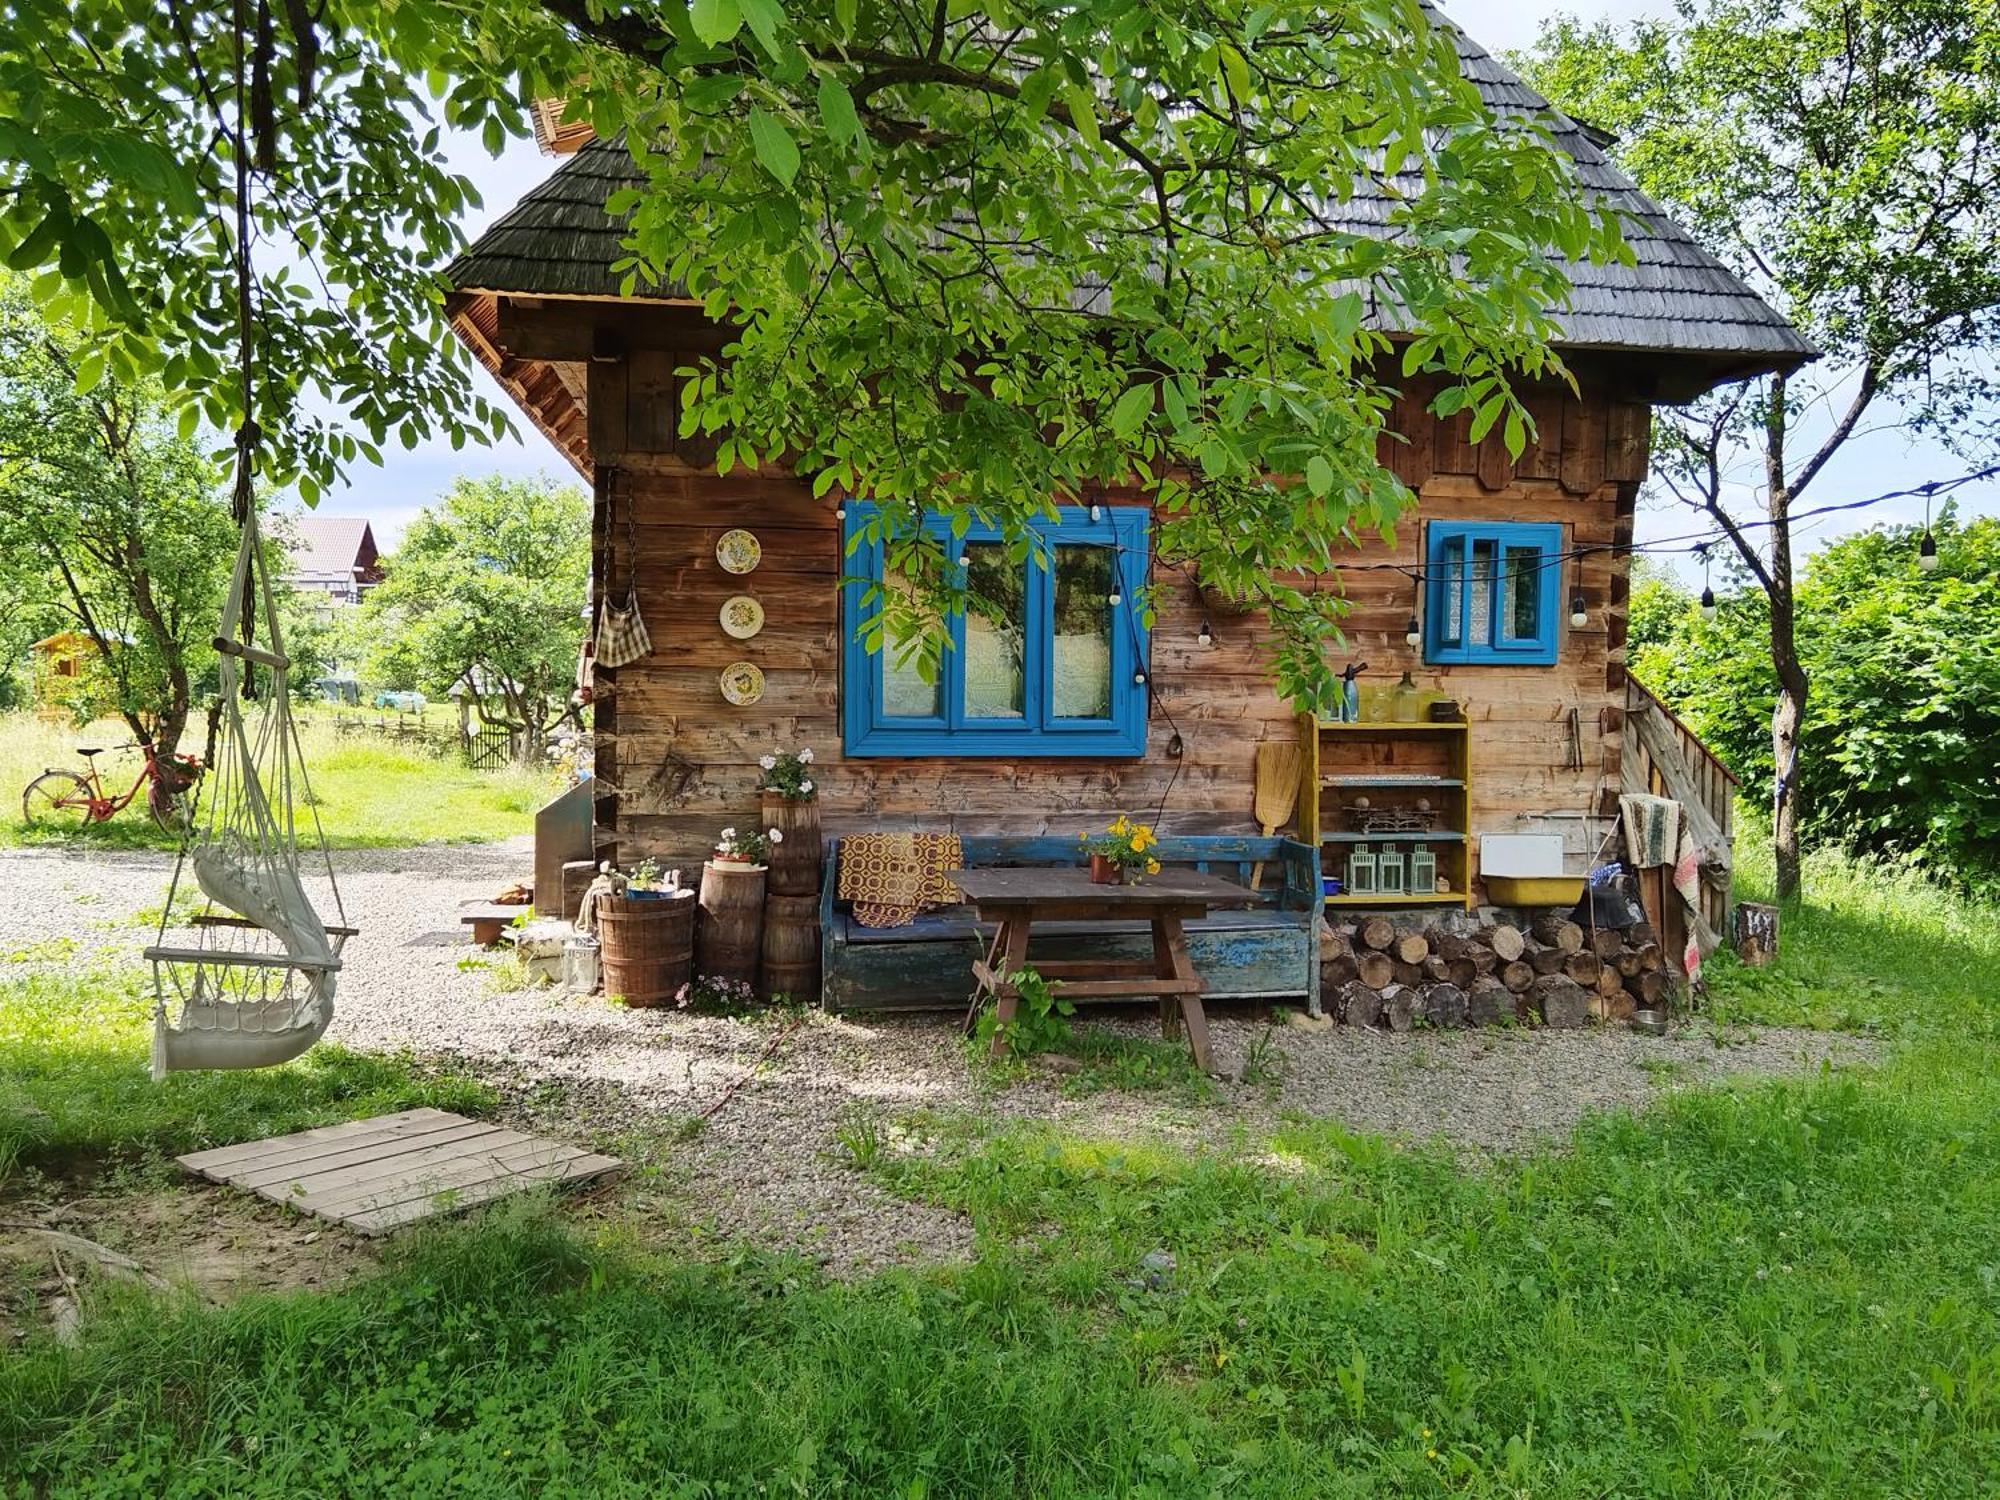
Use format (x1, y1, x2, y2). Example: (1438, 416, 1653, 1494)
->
(836, 832, 964, 928)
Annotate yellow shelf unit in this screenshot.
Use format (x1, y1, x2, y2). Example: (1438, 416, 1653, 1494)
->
(1298, 714, 1475, 911)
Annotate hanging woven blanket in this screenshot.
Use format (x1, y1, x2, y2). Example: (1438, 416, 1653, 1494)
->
(837, 832, 964, 928)
(1618, 793, 1718, 988)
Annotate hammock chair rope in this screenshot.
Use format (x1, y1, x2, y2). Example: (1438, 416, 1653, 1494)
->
(146, 0, 351, 1077)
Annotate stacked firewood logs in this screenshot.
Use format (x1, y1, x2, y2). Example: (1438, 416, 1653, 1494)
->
(1320, 915, 1671, 1030)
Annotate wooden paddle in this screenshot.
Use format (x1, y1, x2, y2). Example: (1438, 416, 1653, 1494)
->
(1248, 740, 1303, 891)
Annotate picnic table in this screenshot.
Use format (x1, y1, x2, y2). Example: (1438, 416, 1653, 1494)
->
(948, 866, 1257, 1073)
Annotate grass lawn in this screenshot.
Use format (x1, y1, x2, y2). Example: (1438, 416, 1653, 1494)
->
(3, 832, 1999, 1495)
(0, 711, 555, 850)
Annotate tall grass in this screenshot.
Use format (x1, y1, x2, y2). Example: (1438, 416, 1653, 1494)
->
(0, 711, 553, 850)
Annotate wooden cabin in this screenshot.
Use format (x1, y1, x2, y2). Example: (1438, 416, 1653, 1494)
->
(445, 11, 1803, 998)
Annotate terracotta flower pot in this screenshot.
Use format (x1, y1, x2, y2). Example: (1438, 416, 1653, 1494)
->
(1088, 853, 1125, 885)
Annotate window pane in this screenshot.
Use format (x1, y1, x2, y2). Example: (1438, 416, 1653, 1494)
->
(1439, 537, 1465, 644)
(1052, 545, 1114, 719)
(1502, 543, 1541, 640)
(1468, 539, 1495, 647)
(963, 542, 1025, 719)
(881, 565, 941, 718)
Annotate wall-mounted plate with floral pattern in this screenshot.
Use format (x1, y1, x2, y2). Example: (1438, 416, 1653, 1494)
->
(719, 660, 766, 706)
(715, 528, 761, 575)
(719, 595, 764, 639)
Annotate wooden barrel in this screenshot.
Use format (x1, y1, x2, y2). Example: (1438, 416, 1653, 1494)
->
(697, 860, 766, 987)
(761, 893, 821, 1003)
(761, 793, 823, 897)
(597, 891, 694, 1007)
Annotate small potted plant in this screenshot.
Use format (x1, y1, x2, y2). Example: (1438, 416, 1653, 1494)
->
(712, 826, 776, 867)
(757, 747, 822, 896)
(624, 857, 676, 899)
(1080, 815, 1163, 885)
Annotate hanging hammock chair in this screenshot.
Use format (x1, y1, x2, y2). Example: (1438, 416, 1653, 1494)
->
(147, 508, 352, 1077)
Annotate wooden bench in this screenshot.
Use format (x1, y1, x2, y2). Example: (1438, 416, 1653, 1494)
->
(818, 834, 1321, 1016)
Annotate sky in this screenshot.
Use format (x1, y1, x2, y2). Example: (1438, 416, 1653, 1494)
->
(296, 0, 1995, 572)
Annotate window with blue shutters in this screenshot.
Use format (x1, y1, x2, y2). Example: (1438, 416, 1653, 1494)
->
(841, 503, 1151, 757)
(1423, 521, 1563, 665)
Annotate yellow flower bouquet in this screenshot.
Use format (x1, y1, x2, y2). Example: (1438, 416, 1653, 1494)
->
(1080, 815, 1164, 884)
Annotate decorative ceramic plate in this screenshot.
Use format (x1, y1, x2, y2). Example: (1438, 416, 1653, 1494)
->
(719, 594, 765, 639)
(715, 528, 761, 575)
(719, 660, 765, 706)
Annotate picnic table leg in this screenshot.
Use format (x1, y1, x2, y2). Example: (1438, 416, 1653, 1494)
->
(963, 919, 1010, 1036)
(1158, 913, 1213, 1073)
(1152, 919, 1183, 1040)
(986, 916, 1032, 1059)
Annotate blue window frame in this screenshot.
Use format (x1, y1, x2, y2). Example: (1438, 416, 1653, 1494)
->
(841, 503, 1151, 757)
(1423, 521, 1563, 665)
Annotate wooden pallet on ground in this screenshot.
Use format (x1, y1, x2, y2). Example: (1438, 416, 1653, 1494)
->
(176, 1108, 623, 1236)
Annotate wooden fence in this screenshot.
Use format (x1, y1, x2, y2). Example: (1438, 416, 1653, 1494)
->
(1622, 676, 1737, 935)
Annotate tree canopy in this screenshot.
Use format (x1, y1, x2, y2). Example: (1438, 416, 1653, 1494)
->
(354, 474, 589, 758)
(2, 0, 1625, 708)
(1635, 512, 2000, 891)
(1521, 0, 2000, 897)
(0, 278, 237, 752)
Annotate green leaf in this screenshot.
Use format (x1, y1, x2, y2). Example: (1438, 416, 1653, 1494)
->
(1109, 383, 1154, 440)
(1306, 454, 1334, 495)
(690, 0, 743, 47)
(1063, 83, 1100, 151)
(1219, 43, 1251, 102)
(737, 0, 784, 57)
(748, 107, 800, 187)
(818, 76, 864, 152)
(834, 0, 857, 38)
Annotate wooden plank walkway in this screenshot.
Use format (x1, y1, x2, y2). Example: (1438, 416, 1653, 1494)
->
(177, 1109, 624, 1236)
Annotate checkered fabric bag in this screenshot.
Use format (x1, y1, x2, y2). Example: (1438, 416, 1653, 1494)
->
(594, 590, 652, 669)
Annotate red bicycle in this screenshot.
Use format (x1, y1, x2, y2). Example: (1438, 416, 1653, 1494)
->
(21, 741, 204, 835)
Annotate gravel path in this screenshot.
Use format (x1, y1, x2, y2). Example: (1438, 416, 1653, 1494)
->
(2, 841, 1880, 1274)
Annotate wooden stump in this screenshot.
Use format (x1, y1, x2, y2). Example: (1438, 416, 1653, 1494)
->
(1500, 960, 1535, 994)
(1467, 944, 1498, 977)
(1530, 916, 1584, 953)
(1322, 953, 1360, 988)
(1735, 902, 1779, 966)
(1466, 977, 1512, 1027)
(1392, 933, 1430, 966)
(1532, 974, 1591, 1029)
(1563, 951, 1603, 986)
(1392, 959, 1424, 988)
(1485, 924, 1526, 963)
(1425, 982, 1469, 1029)
(1529, 945, 1566, 976)
(1342, 981, 1383, 1029)
(1589, 928, 1624, 960)
(1354, 950, 1395, 990)
(1358, 916, 1397, 952)
(1626, 970, 1670, 1007)
(1382, 984, 1419, 1033)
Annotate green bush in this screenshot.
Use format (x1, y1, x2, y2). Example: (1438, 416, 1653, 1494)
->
(1634, 513, 2000, 889)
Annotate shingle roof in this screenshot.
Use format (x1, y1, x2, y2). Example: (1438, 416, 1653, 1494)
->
(280, 515, 377, 582)
(447, 4, 1812, 373)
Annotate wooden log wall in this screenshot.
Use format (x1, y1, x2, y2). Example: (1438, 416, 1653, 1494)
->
(498, 297, 1652, 895)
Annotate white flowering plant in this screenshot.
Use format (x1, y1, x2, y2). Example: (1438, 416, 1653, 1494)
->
(676, 974, 758, 1011)
(756, 746, 818, 800)
(714, 825, 780, 864)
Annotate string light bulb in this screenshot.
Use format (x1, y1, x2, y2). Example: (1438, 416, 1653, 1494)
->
(1108, 591, 1122, 606)
(1919, 531, 1939, 572)
(1403, 615, 1421, 649)
(1197, 620, 1214, 647)
(1697, 542, 1717, 621)
(1133, 671, 1147, 686)
(1569, 594, 1588, 628)
(1088, 504, 1102, 522)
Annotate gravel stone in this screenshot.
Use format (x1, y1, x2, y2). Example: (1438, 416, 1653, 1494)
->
(1, 840, 1881, 1274)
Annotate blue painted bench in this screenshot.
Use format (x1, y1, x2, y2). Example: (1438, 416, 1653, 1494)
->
(818, 835, 1321, 1015)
